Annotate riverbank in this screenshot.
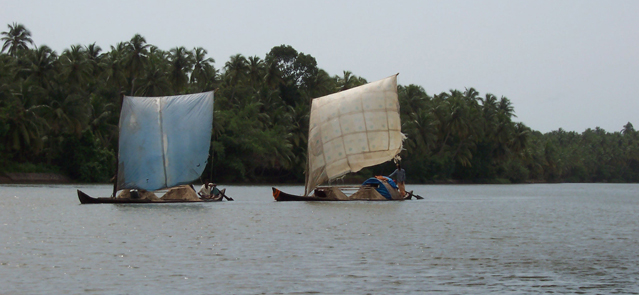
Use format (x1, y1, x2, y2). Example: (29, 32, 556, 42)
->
(0, 173, 71, 184)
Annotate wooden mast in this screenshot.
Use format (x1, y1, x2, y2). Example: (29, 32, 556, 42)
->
(111, 91, 124, 198)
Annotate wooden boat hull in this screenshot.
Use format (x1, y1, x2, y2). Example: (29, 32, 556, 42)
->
(272, 187, 341, 201)
(272, 187, 419, 202)
(77, 190, 222, 204)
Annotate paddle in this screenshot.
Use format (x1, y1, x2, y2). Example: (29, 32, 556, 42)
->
(406, 190, 424, 200)
(220, 189, 234, 201)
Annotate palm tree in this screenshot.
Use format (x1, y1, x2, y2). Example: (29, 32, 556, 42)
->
(42, 85, 91, 137)
(168, 46, 193, 94)
(23, 45, 58, 92)
(224, 54, 248, 86)
(302, 69, 333, 99)
(190, 47, 215, 88)
(0, 53, 16, 99)
(124, 34, 151, 95)
(336, 71, 356, 91)
(398, 84, 429, 119)
(136, 54, 171, 96)
(224, 54, 249, 100)
(59, 44, 91, 89)
(84, 43, 103, 84)
(247, 56, 264, 88)
(1, 23, 35, 56)
(101, 42, 127, 91)
(404, 108, 437, 154)
(87, 94, 118, 148)
(480, 93, 498, 139)
(498, 97, 516, 119)
(264, 59, 284, 89)
(509, 122, 530, 155)
(622, 122, 635, 136)
(2, 85, 48, 157)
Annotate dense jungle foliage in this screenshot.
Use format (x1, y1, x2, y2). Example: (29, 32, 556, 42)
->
(1, 23, 638, 183)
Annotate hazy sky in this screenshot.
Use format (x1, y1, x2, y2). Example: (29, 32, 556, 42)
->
(2, 0, 637, 133)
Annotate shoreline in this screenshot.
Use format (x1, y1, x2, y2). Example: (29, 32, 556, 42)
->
(0, 173, 71, 184)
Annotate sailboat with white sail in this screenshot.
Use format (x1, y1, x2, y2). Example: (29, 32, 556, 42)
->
(272, 74, 420, 201)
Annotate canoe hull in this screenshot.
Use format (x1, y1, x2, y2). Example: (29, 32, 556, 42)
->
(77, 190, 222, 204)
(272, 187, 341, 201)
(272, 187, 418, 202)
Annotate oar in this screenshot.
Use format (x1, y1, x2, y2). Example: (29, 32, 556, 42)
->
(406, 190, 424, 200)
(219, 188, 234, 201)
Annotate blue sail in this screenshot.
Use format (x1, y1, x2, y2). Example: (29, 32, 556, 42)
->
(116, 92, 214, 191)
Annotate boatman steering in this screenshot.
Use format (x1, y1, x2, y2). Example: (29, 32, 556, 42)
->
(388, 163, 406, 197)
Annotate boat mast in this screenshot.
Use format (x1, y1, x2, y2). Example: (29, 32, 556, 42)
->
(208, 89, 217, 185)
(112, 91, 124, 198)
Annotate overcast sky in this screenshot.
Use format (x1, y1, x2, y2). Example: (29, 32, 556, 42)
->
(2, 0, 637, 133)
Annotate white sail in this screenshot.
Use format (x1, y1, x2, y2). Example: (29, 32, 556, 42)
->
(305, 75, 403, 196)
(117, 92, 214, 191)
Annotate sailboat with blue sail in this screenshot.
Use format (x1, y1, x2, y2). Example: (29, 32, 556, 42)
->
(77, 91, 228, 204)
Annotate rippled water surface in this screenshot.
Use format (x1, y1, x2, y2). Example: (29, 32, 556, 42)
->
(1, 183, 638, 294)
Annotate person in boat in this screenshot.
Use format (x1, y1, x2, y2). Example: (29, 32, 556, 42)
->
(210, 183, 226, 199)
(198, 182, 213, 198)
(388, 163, 406, 197)
(198, 182, 226, 199)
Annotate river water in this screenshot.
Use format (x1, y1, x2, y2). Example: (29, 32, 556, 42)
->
(1, 183, 638, 294)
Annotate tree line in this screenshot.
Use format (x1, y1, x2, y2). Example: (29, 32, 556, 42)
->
(1, 23, 637, 183)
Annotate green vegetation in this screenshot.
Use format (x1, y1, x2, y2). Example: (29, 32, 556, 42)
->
(1, 23, 637, 183)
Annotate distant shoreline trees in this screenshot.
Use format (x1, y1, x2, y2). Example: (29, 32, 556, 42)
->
(1, 23, 637, 183)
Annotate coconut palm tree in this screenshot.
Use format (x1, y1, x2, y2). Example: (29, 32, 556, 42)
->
(302, 69, 333, 99)
(87, 94, 118, 148)
(59, 44, 91, 89)
(224, 54, 249, 101)
(398, 84, 429, 120)
(2, 85, 48, 156)
(190, 47, 215, 89)
(264, 59, 284, 89)
(136, 54, 171, 96)
(622, 122, 635, 136)
(498, 97, 516, 119)
(84, 42, 103, 83)
(101, 42, 128, 91)
(336, 71, 357, 91)
(404, 108, 437, 154)
(42, 85, 91, 137)
(247, 56, 264, 88)
(1, 23, 35, 56)
(23, 45, 58, 92)
(124, 34, 151, 95)
(168, 46, 193, 94)
(225, 54, 248, 86)
(509, 122, 530, 155)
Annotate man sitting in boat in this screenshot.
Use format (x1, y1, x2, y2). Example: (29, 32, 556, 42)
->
(198, 183, 213, 198)
(198, 183, 226, 199)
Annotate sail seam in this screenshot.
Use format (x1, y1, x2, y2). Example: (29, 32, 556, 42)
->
(158, 97, 168, 188)
(385, 89, 392, 151)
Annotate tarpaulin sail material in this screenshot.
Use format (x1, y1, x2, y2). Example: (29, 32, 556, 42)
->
(305, 75, 404, 196)
(362, 177, 394, 200)
(117, 92, 214, 191)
